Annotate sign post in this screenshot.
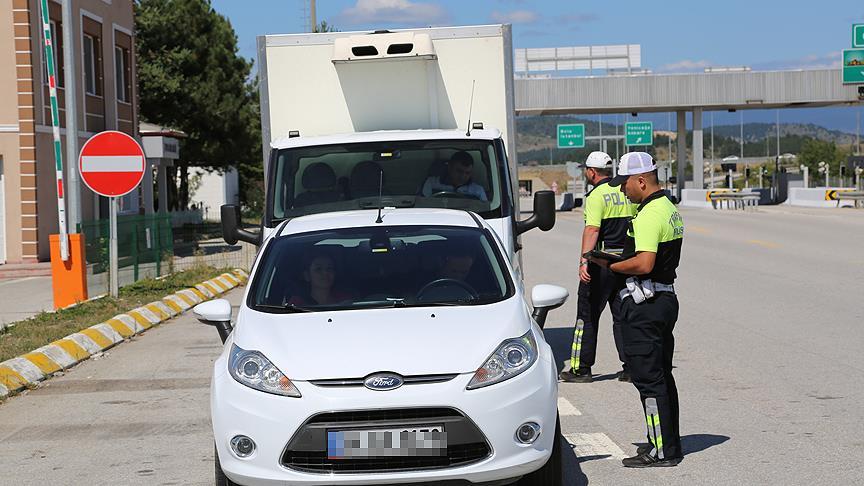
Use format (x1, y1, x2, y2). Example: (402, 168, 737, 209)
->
(78, 131, 146, 297)
(557, 124, 585, 148)
(625, 121, 654, 146)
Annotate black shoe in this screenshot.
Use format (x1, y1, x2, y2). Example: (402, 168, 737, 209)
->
(622, 452, 682, 468)
(617, 370, 631, 382)
(559, 368, 592, 383)
(635, 443, 653, 455)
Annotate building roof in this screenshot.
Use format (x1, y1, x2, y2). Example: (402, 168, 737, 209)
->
(139, 122, 188, 138)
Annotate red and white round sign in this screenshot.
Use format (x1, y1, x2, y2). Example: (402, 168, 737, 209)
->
(78, 131, 146, 197)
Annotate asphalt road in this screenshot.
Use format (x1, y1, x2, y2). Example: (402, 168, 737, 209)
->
(1, 205, 863, 485)
(528, 205, 864, 485)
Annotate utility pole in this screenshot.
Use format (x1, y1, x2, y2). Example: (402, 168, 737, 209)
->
(739, 111, 744, 159)
(62, 0, 80, 231)
(776, 109, 781, 159)
(309, 0, 317, 32)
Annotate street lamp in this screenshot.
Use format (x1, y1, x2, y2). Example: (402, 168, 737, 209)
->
(817, 161, 829, 187)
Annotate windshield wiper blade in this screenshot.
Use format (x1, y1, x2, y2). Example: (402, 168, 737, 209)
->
(254, 303, 314, 313)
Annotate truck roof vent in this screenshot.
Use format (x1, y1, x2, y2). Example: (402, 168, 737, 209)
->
(386, 43, 413, 55)
(332, 32, 435, 63)
(351, 45, 379, 57)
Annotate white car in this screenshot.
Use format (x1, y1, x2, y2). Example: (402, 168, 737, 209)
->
(195, 208, 569, 486)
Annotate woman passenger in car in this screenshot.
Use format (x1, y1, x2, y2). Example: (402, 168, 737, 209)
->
(288, 252, 352, 306)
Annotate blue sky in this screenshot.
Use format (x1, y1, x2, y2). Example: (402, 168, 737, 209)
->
(211, 0, 864, 132)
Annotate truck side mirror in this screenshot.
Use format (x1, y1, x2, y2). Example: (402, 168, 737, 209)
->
(221, 205, 262, 246)
(515, 190, 556, 235)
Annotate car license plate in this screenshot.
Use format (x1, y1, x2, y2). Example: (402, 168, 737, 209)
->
(327, 425, 446, 459)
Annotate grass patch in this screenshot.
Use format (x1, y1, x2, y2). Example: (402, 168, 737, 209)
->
(0, 265, 233, 363)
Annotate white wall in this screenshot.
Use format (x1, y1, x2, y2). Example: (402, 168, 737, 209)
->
(189, 167, 238, 221)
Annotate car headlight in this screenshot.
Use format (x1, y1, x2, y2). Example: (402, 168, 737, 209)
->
(467, 330, 537, 390)
(228, 344, 301, 397)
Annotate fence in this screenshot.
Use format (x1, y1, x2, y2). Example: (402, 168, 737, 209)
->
(78, 215, 256, 296)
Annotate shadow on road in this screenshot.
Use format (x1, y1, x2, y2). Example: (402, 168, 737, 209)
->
(562, 436, 590, 485)
(682, 433, 730, 455)
(543, 327, 572, 374)
(631, 433, 729, 458)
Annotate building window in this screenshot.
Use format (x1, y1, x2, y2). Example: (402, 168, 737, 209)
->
(83, 34, 102, 96)
(42, 21, 64, 87)
(114, 46, 130, 103)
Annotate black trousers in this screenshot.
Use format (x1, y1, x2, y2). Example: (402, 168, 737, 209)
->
(621, 292, 682, 460)
(571, 262, 627, 372)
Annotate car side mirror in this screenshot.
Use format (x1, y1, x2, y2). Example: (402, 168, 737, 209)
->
(530, 284, 569, 329)
(194, 299, 233, 343)
(516, 190, 556, 235)
(221, 204, 262, 246)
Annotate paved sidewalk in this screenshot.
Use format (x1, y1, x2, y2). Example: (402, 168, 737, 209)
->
(0, 276, 53, 328)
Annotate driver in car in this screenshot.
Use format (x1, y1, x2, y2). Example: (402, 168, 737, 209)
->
(421, 151, 488, 201)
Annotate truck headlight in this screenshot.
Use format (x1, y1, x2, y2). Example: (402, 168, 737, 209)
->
(229, 344, 301, 397)
(467, 330, 537, 390)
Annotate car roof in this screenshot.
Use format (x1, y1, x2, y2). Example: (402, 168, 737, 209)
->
(275, 208, 482, 238)
(270, 128, 502, 150)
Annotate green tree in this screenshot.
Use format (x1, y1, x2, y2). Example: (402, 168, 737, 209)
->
(135, 0, 260, 210)
(797, 139, 845, 173)
(314, 20, 339, 33)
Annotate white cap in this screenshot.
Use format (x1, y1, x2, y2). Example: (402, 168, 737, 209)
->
(580, 151, 612, 169)
(609, 152, 657, 186)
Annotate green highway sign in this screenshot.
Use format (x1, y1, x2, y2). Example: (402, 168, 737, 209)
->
(557, 124, 585, 148)
(854, 24, 864, 48)
(625, 121, 653, 146)
(842, 49, 864, 84)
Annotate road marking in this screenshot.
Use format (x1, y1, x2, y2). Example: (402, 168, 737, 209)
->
(564, 432, 627, 460)
(689, 225, 711, 234)
(748, 239, 781, 249)
(557, 396, 582, 416)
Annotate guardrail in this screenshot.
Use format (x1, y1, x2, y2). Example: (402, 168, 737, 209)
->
(710, 192, 760, 210)
(835, 191, 864, 208)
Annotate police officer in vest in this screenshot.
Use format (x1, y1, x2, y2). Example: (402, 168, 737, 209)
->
(591, 152, 684, 467)
(560, 151, 637, 383)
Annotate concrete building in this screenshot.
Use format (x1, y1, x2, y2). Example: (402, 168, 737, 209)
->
(0, 0, 136, 264)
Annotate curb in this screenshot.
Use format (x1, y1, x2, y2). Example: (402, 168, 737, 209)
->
(0, 269, 249, 399)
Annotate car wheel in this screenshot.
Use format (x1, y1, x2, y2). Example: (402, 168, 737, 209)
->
(518, 415, 562, 486)
(215, 444, 239, 486)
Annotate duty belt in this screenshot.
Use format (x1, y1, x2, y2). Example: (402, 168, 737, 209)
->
(619, 277, 675, 304)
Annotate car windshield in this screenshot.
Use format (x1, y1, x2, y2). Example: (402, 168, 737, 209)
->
(268, 139, 506, 224)
(248, 225, 513, 313)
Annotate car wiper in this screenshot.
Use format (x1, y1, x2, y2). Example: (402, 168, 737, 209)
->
(253, 303, 314, 313)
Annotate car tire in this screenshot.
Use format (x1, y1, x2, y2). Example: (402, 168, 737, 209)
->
(518, 415, 563, 486)
(215, 444, 239, 486)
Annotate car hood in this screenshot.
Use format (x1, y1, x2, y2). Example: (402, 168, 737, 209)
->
(232, 297, 531, 381)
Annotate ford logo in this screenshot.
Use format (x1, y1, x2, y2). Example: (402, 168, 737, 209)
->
(364, 373, 404, 391)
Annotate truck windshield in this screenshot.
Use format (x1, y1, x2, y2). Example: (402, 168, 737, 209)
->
(248, 225, 513, 313)
(268, 140, 507, 224)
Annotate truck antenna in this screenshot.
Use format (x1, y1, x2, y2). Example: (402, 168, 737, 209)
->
(375, 168, 385, 224)
(465, 80, 476, 136)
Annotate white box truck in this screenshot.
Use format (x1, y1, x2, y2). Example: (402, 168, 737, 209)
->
(221, 24, 555, 276)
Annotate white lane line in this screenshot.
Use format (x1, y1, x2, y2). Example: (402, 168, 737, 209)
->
(557, 396, 582, 416)
(563, 433, 627, 460)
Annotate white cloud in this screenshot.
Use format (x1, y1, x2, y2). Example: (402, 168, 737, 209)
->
(490, 10, 539, 24)
(657, 59, 712, 73)
(338, 0, 448, 26)
(753, 51, 842, 70)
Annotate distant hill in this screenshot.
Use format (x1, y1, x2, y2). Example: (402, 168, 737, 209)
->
(515, 115, 860, 163)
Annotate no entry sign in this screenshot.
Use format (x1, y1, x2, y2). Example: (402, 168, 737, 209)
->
(78, 131, 146, 197)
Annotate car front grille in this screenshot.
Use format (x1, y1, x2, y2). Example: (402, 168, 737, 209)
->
(309, 373, 458, 387)
(281, 407, 491, 474)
